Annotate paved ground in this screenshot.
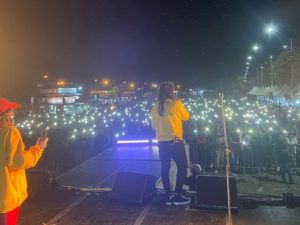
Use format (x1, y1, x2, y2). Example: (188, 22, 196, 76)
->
(18, 145, 300, 225)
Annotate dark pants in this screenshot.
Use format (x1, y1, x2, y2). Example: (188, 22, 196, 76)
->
(158, 140, 187, 195)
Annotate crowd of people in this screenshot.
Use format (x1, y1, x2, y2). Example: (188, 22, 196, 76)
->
(13, 94, 300, 180)
(1, 91, 300, 221)
(184, 97, 300, 177)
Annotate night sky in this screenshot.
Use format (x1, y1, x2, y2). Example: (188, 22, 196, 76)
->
(0, 0, 299, 98)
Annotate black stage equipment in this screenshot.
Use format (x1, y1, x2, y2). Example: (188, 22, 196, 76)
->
(110, 171, 156, 205)
(195, 175, 238, 212)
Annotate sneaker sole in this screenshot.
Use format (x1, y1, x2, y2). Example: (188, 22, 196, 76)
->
(173, 199, 191, 206)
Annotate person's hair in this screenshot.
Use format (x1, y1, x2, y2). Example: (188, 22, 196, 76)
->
(0, 111, 14, 128)
(158, 82, 176, 116)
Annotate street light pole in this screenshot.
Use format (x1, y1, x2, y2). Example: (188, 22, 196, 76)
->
(290, 39, 295, 86)
(256, 67, 259, 86)
(270, 55, 273, 86)
(291, 62, 295, 85)
(289, 38, 295, 107)
(260, 65, 264, 86)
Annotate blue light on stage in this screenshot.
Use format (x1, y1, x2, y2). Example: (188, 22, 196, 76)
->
(117, 139, 150, 144)
(116, 139, 158, 144)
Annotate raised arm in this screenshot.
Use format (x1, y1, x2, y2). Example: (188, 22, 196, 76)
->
(5, 127, 44, 170)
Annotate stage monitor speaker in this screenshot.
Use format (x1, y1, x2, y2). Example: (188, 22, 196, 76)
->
(110, 171, 156, 205)
(195, 175, 238, 211)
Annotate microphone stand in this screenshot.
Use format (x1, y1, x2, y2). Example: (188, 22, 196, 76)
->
(220, 93, 233, 225)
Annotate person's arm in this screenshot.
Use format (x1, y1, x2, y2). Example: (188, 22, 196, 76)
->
(5, 127, 46, 170)
(177, 100, 189, 121)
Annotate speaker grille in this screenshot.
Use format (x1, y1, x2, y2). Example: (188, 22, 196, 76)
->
(195, 175, 238, 211)
(110, 171, 156, 205)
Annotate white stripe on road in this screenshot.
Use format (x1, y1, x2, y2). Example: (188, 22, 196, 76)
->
(133, 199, 154, 225)
(44, 162, 127, 225)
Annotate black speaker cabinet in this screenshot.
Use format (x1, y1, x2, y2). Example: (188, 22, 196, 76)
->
(110, 171, 156, 205)
(195, 175, 238, 211)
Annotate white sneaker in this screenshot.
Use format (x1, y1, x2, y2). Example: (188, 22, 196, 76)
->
(195, 164, 202, 172)
(173, 194, 191, 206)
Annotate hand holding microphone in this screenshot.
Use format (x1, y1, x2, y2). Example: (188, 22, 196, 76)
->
(36, 130, 49, 150)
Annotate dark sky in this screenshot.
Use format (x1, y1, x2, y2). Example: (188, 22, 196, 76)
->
(0, 0, 299, 97)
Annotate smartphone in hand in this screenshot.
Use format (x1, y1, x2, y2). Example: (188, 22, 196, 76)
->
(37, 130, 48, 149)
(41, 130, 48, 138)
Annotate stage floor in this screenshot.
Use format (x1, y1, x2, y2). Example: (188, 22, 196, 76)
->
(19, 145, 300, 225)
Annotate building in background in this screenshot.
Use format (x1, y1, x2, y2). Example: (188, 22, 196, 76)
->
(33, 83, 86, 114)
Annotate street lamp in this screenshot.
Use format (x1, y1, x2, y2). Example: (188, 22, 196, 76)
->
(102, 79, 110, 87)
(264, 23, 294, 86)
(151, 83, 158, 88)
(252, 44, 260, 52)
(264, 23, 293, 52)
(264, 24, 277, 36)
(128, 82, 136, 89)
(57, 80, 65, 86)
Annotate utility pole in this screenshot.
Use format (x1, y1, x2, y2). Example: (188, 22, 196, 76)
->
(270, 55, 273, 85)
(260, 65, 264, 86)
(256, 67, 259, 86)
(290, 38, 295, 107)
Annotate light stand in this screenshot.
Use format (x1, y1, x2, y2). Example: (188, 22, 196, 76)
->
(220, 93, 233, 225)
